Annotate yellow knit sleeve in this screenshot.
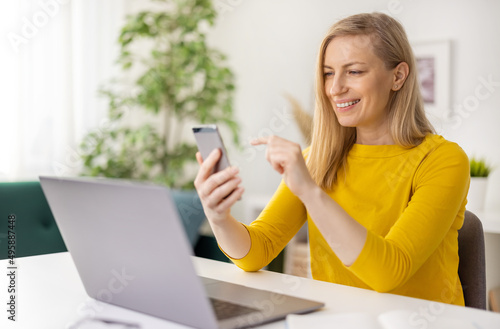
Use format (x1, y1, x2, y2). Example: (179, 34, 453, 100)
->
(348, 141, 470, 292)
(227, 180, 307, 271)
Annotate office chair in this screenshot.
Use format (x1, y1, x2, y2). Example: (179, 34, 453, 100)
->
(0, 181, 67, 259)
(458, 210, 486, 309)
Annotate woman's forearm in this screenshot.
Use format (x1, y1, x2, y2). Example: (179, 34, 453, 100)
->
(301, 186, 367, 266)
(209, 215, 251, 260)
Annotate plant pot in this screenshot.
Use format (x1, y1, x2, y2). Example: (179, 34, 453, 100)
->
(467, 177, 488, 213)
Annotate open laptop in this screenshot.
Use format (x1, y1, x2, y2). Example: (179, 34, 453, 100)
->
(39, 176, 324, 329)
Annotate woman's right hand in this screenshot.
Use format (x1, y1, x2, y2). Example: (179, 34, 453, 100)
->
(194, 149, 245, 226)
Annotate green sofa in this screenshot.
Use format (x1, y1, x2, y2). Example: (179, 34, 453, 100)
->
(0, 181, 286, 271)
(0, 181, 207, 260)
(0, 181, 66, 258)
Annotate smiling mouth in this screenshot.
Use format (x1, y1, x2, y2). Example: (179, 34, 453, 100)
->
(336, 99, 360, 108)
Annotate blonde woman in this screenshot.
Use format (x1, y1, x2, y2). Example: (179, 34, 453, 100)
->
(194, 13, 469, 306)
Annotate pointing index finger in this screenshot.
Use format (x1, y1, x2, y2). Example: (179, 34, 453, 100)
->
(250, 136, 270, 146)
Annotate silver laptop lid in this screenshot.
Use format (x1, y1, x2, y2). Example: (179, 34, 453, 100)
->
(40, 176, 219, 329)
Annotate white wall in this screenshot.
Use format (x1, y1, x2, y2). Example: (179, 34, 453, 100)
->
(206, 0, 500, 219)
(398, 0, 500, 212)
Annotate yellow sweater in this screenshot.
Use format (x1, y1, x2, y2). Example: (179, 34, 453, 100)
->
(230, 134, 470, 305)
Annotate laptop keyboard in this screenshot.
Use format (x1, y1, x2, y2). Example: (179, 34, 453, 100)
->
(210, 298, 260, 320)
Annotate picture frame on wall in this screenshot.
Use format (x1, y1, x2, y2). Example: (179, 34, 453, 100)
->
(412, 40, 451, 125)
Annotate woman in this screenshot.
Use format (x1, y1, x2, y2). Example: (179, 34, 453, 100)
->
(194, 13, 469, 306)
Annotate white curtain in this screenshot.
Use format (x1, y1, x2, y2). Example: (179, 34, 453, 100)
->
(0, 0, 127, 181)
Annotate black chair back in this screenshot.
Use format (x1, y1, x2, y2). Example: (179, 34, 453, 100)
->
(458, 210, 486, 309)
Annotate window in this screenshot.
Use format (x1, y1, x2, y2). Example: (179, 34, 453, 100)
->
(0, 0, 125, 180)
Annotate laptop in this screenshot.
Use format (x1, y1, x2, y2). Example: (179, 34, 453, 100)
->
(39, 176, 324, 329)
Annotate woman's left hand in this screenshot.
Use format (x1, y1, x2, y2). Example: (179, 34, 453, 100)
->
(251, 135, 316, 199)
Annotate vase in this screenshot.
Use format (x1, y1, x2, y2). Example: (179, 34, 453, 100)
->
(467, 177, 488, 213)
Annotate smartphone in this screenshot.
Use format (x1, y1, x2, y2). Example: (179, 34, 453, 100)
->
(192, 125, 231, 174)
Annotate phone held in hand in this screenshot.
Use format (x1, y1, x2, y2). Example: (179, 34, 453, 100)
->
(192, 125, 231, 174)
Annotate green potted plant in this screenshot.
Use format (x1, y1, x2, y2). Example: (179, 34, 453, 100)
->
(468, 157, 493, 212)
(79, 0, 239, 188)
(78, 0, 240, 246)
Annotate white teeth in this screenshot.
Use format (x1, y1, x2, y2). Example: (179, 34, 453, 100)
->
(336, 99, 360, 108)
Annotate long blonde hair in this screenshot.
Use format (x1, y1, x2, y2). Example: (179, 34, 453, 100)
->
(307, 12, 434, 189)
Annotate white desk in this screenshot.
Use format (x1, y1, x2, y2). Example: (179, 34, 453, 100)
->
(1, 252, 500, 329)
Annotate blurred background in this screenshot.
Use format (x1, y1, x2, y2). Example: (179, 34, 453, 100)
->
(1, 0, 500, 307)
(1, 0, 499, 214)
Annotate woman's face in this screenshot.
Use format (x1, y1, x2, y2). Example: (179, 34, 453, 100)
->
(323, 35, 396, 139)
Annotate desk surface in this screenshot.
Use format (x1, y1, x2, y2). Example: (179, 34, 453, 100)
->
(1, 252, 500, 329)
